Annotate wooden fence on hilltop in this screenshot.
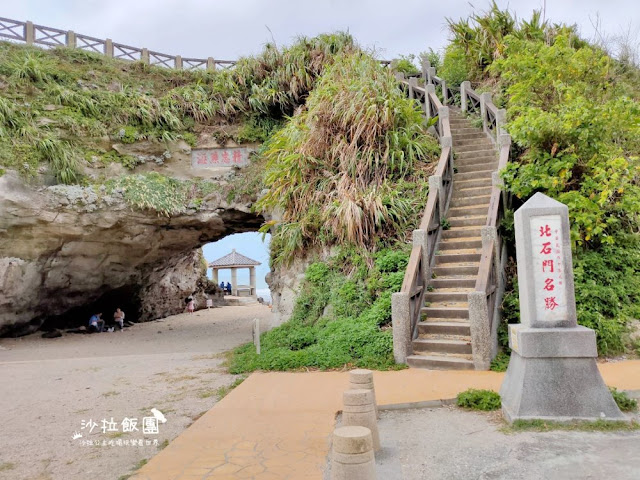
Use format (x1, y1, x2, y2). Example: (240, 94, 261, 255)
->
(0, 16, 236, 70)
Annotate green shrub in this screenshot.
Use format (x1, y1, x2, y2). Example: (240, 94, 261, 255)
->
(609, 387, 638, 412)
(228, 246, 410, 373)
(490, 352, 510, 372)
(456, 389, 502, 411)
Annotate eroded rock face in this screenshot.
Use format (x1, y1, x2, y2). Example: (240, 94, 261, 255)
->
(0, 172, 263, 335)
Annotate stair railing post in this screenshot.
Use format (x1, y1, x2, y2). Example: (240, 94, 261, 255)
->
(427, 67, 436, 85)
(413, 229, 429, 283)
(496, 108, 507, 136)
(437, 106, 449, 141)
(391, 292, 412, 363)
(425, 84, 436, 120)
(408, 77, 418, 101)
(460, 81, 471, 113)
(429, 175, 445, 221)
(105, 38, 114, 58)
(479, 92, 492, 137)
(441, 79, 448, 105)
(422, 58, 430, 83)
(468, 291, 491, 370)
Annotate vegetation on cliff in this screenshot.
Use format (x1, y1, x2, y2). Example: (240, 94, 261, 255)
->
(232, 52, 439, 372)
(440, 3, 640, 355)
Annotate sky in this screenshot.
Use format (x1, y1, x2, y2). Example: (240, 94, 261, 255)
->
(2, 1, 638, 62)
(203, 232, 271, 291)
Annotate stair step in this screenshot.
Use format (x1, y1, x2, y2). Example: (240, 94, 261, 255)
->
(417, 321, 471, 336)
(439, 237, 483, 250)
(453, 185, 493, 197)
(455, 149, 496, 159)
(448, 215, 486, 227)
(454, 143, 496, 153)
(430, 277, 477, 289)
(449, 194, 491, 208)
(412, 338, 472, 354)
(454, 170, 494, 181)
(452, 132, 487, 141)
(425, 291, 469, 303)
(448, 205, 489, 217)
(455, 156, 499, 167)
(406, 353, 474, 370)
(433, 264, 479, 277)
(422, 306, 469, 319)
(457, 162, 498, 174)
(451, 127, 484, 135)
(435, 253, 481, 264)
(441, 227, 482, 239)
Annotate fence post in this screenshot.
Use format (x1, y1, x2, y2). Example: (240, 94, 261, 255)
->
(408, 77, 417, 100)
(207, 57, 216, 71)
(66, 30, 76, 48)
(105, 38, 114, 58)
(479, 92, 492, 137)
(175, 55, 183, 70)
(25, 21, 35, 45)
(141, 48, 150, 64)
(460, 81, 470, 113)
(391, 292, 411, 363)
(441, 79, 448, 105)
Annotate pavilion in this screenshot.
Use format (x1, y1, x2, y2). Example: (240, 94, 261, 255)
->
(208, 249, 261, 298)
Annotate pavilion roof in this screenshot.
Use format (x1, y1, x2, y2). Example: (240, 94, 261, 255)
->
(209, 249, 261, 268)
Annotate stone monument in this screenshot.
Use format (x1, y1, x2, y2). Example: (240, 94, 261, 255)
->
(500, 193, 625, 423)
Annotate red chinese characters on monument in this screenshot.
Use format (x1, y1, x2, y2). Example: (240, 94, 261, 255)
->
(531, 215, 567, 321)
(191, 148, 252, 168)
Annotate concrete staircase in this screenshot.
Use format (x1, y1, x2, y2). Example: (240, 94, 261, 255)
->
(407, 108, 497, 370)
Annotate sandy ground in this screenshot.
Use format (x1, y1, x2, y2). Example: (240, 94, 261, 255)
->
(0, 304, 274, 480)
(372, 406, 640, 480)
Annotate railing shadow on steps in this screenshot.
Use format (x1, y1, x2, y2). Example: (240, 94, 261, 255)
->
(392, 60, 511, 370)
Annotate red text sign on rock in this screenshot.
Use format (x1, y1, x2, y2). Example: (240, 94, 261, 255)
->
(191, 148, 252, 168)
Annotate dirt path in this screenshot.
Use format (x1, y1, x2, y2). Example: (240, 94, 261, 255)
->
(0, 305, 273, 480)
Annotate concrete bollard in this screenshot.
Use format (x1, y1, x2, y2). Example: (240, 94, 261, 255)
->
(349, 369, 378, 418)
(331, 426, 376, 480)
(342, 389, 380, 452)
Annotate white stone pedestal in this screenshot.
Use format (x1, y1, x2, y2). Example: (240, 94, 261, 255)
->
(500, 324, 626, 422)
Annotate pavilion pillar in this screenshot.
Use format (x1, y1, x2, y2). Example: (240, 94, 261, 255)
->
(249, 267, 257, 299)
(212, 268, 218, 284)
(231, 268, 238, 296)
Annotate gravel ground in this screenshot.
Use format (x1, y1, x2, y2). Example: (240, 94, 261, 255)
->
(374, 406, 640, 480)
(0, 305, 273, 480)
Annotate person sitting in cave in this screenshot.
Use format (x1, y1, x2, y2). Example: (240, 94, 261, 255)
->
(225, 282, 232, 295)
(88, 313, 104, 333)
(113, 308, 125, 331)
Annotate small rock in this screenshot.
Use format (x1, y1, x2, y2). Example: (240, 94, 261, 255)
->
(42, 330, 62, 339)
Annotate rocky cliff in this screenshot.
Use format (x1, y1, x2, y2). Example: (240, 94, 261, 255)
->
(0, 171, 263, 335)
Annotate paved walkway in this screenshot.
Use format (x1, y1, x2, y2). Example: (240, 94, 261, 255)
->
(131, 360, 640, 480)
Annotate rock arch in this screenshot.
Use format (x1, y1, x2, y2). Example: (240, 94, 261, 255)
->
(0, 172, 264, 336)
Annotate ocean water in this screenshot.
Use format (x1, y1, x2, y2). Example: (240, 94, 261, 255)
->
(256, 289, 272, 304)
